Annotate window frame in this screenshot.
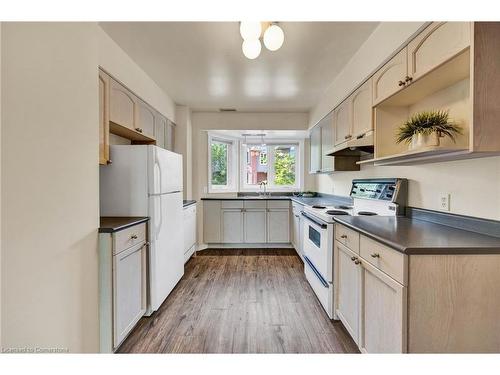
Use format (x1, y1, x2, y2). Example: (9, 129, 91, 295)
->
(207, 133, 238, 193)
(239, 140, 304, 192)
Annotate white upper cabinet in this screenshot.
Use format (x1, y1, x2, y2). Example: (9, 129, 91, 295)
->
(350, 78, 373, 138)
(333, 99, 351, 147)
(372, 48, 408, 105)
(320, 112, 334, 172)
(109, 78, 136, 130)
(154, 113, 167, 149)
(407, 22, 470, 82)
(136, 99, 156, 139)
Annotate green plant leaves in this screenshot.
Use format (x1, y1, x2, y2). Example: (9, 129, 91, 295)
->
(395, 110, 462, 144)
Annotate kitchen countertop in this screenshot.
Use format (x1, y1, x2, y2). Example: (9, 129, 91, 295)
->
(99, 217, 149, 233)
(200, 195, 352, 207)
(183, 200, 196, 207)
(333, 215, 500, 255)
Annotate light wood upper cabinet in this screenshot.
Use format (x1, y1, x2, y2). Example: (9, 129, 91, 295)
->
(333, 99, 351, 147)
(408, 22, 470, 82)
(109, 78, 137, 130)
(136, 99, 156, 139)
(309, 125, 322, 173)
(350, 78, 373, 138)
(359, 260, 407, 353)
(165, 120, 176, 151)
(320, 112, 334, 172)
(372, 48, 408, 105)
(154, 113, 166, 149)
(335, 241, 361, 345)
(99, 70, 110, 165)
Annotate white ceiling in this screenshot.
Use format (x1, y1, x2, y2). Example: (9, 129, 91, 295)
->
(99, 22, 379, 112)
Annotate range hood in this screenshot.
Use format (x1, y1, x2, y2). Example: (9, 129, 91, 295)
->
(327, 130, 374, 156)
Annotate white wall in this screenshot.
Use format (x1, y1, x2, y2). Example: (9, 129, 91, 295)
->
(311, 21, 500, 221)
(0, 22, 177, 353)
(1, 22, 100, 352)
(98, 26, 176, 122)
(309, 22, 425, 128)
(175, 105, 193, 200)
(0, 21, 2, 349)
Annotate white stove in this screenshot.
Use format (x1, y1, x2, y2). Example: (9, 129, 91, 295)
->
(301, 178, 407, 320)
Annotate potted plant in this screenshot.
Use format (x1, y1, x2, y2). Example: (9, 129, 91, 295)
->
(395, 110, 462, 151)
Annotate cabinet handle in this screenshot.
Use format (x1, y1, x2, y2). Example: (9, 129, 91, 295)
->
(370, 253, 380, 258)
(341, 234, 347, 239)
(131, 234, 138, 240)
(135, 127, 143, 133)
(405, 75, 413, 83)
(354, 259, 361, 265)
(344, 135, 352, 140)
(106, 159, 113, 165)
(398, 80, 405, 87)
(351, 256, 357, 261)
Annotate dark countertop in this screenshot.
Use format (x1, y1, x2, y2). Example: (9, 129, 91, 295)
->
(183, 200, 196, 208)
(99, 217, 149, 233)
(200, 195, 352, 207)
(333, 216, 500, 255)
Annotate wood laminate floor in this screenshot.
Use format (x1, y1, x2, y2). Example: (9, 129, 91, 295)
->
(118, 249, 359, 354)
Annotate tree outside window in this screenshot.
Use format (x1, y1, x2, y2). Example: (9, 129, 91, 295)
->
(211, 141, 228, 186)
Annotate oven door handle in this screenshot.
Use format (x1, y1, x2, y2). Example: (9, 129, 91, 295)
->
(301, 212, 327, 229)
(304, 256, 329, 288)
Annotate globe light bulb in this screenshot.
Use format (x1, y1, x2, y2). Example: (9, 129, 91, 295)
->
(263, 24, 284, 51)
(239, 22, 262, 40)
(242, 39, 261, 60)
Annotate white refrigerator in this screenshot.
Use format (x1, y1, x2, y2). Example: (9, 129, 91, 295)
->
(100, 145, 184, 314)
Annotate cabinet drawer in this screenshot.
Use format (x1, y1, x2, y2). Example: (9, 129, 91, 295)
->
(359, 235, 407, 285)
(335, 224, 360, 254)
(244, 200, 267, 209)
(267, 200, 290, 209)
(221, 200, 244, 209)
(292, 202, 304, 214)
(113, 223, 147, 255)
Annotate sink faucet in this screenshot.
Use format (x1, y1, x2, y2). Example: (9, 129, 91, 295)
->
(259, 180, 269, 197)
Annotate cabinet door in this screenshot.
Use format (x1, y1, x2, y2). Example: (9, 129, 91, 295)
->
(155, 113, 166, 149)
(335, 242, 361, 344)
(110, 78, 136, 130)
(244, 209, 267, 243)
(359, 260, 407, 353)
(372, 48, 408, 105)
(222, 209, 244, 243)
(333, 99, 351, 147)
(267, 209, 290, 243)
(292, 213, 304, 257)
(136, 99, 156, 139)
(320, 113, 334, 172)
(203, 201, 221, 243)
(350, 78, 373, 138)
(113, 242, 147, 348)
(309, 125, 322, 173)
(408, 22, 470, 82)
(165, 120, 176, 151)
(98, 70, 110, 165)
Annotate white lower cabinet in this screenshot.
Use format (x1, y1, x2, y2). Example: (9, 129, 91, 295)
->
(335, 241, 361, 345)
(113, 242, 147, 348)
(183, 204, 197, 262)
(267, 209, 290, 243)
(222, 209, 244, 243)
(359, 260, 407, 353)
(244, 209, 267, 243)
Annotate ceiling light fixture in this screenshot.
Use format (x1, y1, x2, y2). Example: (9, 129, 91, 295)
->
(239, 22, 284, 60)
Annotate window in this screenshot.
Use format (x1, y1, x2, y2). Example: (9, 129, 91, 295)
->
(208, 135, 238, 192)
(241, 143, 301, 191)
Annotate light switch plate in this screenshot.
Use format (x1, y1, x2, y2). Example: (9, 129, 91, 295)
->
(440, 193, 450, 211)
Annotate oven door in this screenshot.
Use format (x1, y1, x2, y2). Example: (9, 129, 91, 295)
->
(301, 212, 333, 282)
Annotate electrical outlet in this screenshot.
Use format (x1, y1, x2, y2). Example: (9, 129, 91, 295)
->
(439, 193, 450, 211)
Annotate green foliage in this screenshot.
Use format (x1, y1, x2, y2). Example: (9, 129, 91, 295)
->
(211, 143, 227, 185)
(274, 149, 295, 186)
(396, 110, 462, 144)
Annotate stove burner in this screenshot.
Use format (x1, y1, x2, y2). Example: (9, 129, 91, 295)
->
(357, 211, 378, 216)
(312, 205, 326, 209)
(326, 210, 350, 216)
(335, 205, 353, 210)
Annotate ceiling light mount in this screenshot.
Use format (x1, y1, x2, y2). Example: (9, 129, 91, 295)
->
(239, 21, 284, 60)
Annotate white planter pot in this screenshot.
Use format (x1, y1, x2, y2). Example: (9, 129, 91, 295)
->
(409, 132, 440, 150)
